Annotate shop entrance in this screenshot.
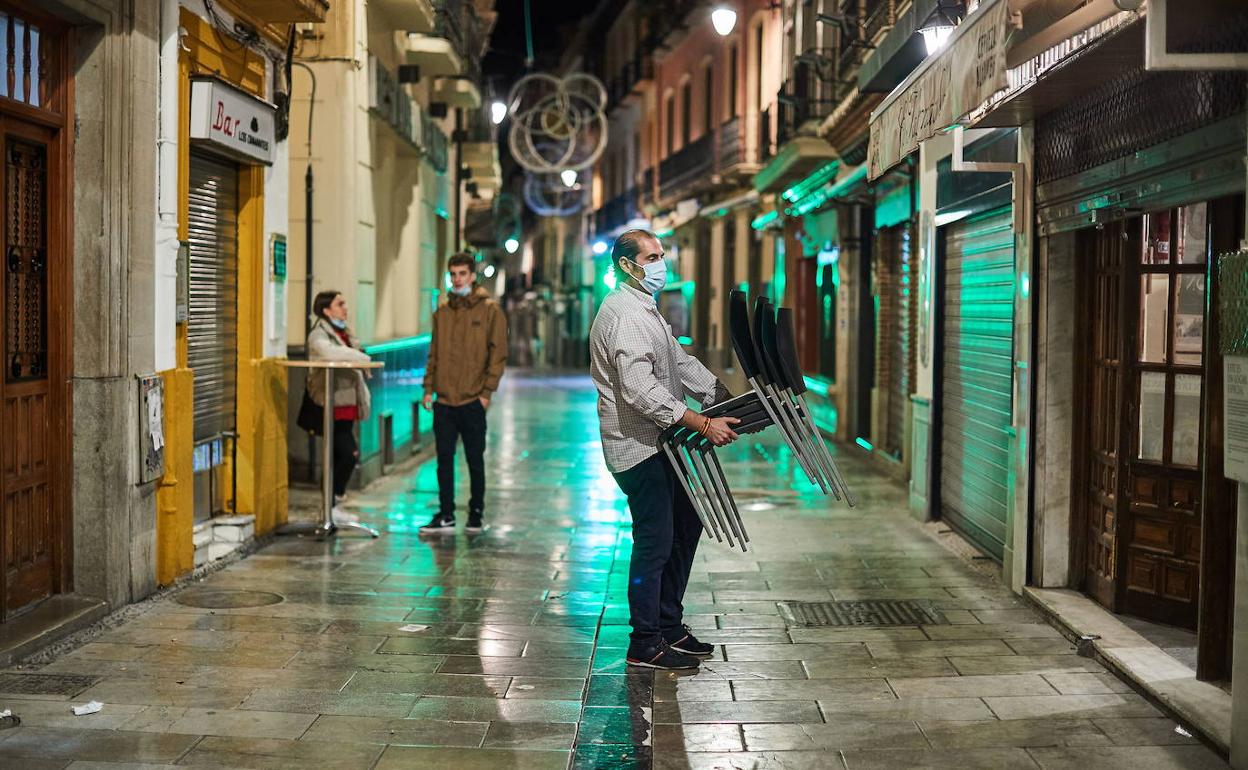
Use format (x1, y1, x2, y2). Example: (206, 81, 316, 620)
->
(187, 152, 240, 522)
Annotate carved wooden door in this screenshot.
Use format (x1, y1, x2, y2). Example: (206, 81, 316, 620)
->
(1079, 220, 1133, 609)
(0, 5, 69, 620)
(1, 121, 56, 615)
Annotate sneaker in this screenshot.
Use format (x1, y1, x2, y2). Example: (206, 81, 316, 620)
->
(665, 624, 714, 657)
(626, 641, 700, 670)
(331, 506, 359, 525)
(465, 511, 484, 533)
(419, 512, 456, 534)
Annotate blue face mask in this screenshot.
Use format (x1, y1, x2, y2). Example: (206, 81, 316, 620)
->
(627, 258, 668, 293)
(329, 317, 347, 330)
(450, 284, 472, 297)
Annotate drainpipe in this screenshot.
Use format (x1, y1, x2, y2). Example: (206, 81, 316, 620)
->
(155, 0, 181, 373)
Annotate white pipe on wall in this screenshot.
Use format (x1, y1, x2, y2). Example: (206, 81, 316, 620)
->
(154, 0, 181, 373)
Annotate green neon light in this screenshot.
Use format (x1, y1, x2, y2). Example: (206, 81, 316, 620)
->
(676, 335, 693, 345)
(782, 161, 839, 203)
(655, 228, 675, 238)
(716, 208, 728, 217)
(738, 281, 749, 293)
(855, 437, 874, 451)
(773, 238, 786, 303)
(364, 333, 433, 355)
(435, 207, 450, 220)
(803, 375, 830, 397)
(790, 164, 870, 217)
(751, 210, 779, 230)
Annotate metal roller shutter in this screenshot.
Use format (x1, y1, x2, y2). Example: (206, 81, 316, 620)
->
(187, 153, 239, 442)
(939, 207, 1014, 561)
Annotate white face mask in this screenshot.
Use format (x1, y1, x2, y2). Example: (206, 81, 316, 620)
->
(450, 284, 472, 297)
(627, 258, 668, 293)
(328, 317, 347, 330)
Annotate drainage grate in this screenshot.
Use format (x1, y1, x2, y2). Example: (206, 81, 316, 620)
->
(778, 600, 948, 627)
(175, 589, 284, 609)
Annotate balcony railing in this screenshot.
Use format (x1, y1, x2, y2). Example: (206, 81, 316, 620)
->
(595, 187, 637, 235)
(422, 110, 449, 172)
(774, 67, 837, 149)
(606, 53, 656, 112)
(717, 116, 757, 172)
(431, 0, 485, 84)
(659, 133, 714, 200)
(640, 167, 655, 207)
(759, 106, 774, 162)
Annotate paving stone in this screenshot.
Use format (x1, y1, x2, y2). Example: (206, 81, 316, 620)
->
(504, 676, 586, 700)
(1027, 745, 1228, 769)
(74, 679, 252, 709)
(866, 639, 1016, 658)
(1005, 638, 1080, 655)
(653, 724, 745, 752)
(406, 696, 583, 723)
(819, 697, 995, 722)
(0, 699, 149, 730)
(921, 624, 1063, 641)
(342, 672, 511, 697)
(652, 750, 842, 769)
(1042, 673, 1133, 695)
(802, 656, 959, 680)
(652, 700, 823, 724)
(732, 678, 893, 702)
(482, 720, 577, 750)
(743, 721, 928, 751)
(436, 655, 590, 677)
(723, 642, 869, 661)
(1091, 717, 1205, 746)
(116, 705, 316, 738)
(0, 727, 200, 763)
(984, 694, 1160, 720)
(840, 747, 1041, 768)
(888, 674, 1057, 698)
(177, 735, 385, 769)
(376, 636, 525, 657)
(240, 687, 418, 717)
(948, 656, 1104, 676)
(299, 715, 487, 747)
(919, 718, 1112, 748)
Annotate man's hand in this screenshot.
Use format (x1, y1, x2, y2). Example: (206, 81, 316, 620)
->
(421, 392, 433, 411)
(704, 416, 740, 447)
(478, 395, 490, 410)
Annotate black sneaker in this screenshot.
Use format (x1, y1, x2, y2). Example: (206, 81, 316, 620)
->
(665, 624, 714, 657)
(419, 513, 456, 534)
(626, 641, 700, 670)
(465, 511, 484, 533)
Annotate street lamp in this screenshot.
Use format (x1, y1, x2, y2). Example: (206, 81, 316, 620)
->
(504, 237, 519, 254)
(490, 100, 507, 125)
(920, 25, 954, 55)
(592, 240, 608, 255)
(711, 7, 737, 36)
(483, 264, 496, 278)
(560, 169, 578, 187)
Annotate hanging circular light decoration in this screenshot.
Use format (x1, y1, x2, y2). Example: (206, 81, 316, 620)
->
(507, 72, 609, 175)
(523, 169, 588, 217)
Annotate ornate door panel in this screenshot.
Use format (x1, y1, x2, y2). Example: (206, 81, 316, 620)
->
(1, 124, 55, 615)
(1079, 221, 1131, 609)
(1120, 206, 1209, 629)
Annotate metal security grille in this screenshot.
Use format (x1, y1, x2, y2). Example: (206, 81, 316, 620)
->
(5, 138, 46, 381)
(875, 224, 912, 459)
(187, 154, 239, 442)
(779, 600, 948, 627)
(940, 207, 1015, 562)
(1034, 16, 1248, 185)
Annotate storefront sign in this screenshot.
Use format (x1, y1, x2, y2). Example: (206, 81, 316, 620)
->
(189, 77, 276, 165)
(868, 0, 1014, 180)
(1226, 356, 1248, 483)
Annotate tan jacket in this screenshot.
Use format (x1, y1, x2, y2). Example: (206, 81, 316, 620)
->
(424, 285, 507, 406)
(307, 318, 372, 421)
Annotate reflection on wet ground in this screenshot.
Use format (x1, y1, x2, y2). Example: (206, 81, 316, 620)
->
(0, 372, 1228, 768)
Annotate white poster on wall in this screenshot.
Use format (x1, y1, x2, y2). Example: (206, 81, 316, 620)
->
(1225, 355, 1248, 483)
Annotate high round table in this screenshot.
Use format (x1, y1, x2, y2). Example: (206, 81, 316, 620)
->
(276, 359, 384, 539)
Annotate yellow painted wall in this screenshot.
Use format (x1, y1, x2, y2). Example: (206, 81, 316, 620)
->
(156, 9, 287, 585)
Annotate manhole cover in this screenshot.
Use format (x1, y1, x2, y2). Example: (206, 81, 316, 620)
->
(778, 600, 948, 627)
(0, 673, 97, 696)
(175, 589, 284, 609)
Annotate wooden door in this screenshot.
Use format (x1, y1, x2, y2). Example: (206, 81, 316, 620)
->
(1119, 206, 1209, 628)
(0, 5, 71, 621)
(1078, 220, 1134, 608)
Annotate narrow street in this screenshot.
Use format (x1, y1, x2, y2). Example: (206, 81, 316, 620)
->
(0, 372, 1228, 770)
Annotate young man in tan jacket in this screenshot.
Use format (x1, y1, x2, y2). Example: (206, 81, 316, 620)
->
(420, 252, 508, 533)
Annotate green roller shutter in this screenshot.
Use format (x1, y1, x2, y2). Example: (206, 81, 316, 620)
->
(939, 207, 1014, 561)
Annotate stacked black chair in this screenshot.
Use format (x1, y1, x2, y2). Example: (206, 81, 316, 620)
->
(657, 290, 855, 553)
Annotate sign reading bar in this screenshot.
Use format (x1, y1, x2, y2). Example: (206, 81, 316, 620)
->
(868, 0, 1014, 180)
(189, 77, 277, 166)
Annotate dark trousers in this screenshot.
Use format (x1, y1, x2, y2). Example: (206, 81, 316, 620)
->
(612, 452, 703, 650)
(433, 400, 487, 516)
(332, 419, 358, 497)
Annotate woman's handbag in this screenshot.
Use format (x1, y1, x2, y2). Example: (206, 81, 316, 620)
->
(296, 388, 324, 435)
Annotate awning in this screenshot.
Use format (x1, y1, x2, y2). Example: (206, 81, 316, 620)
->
(867, 0, 1015, 180)
(753, 136, 838, 194)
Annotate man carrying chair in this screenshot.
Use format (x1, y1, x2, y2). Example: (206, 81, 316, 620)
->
(589, 229, 739, 670)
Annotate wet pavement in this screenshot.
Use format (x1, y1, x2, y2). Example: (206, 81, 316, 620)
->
(0, 372, 1229, 768)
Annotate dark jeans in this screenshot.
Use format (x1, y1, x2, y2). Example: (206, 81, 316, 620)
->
(612, 452, 703, 651)
(433, 400, 487, 516)
(332, 419, 358, 497)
